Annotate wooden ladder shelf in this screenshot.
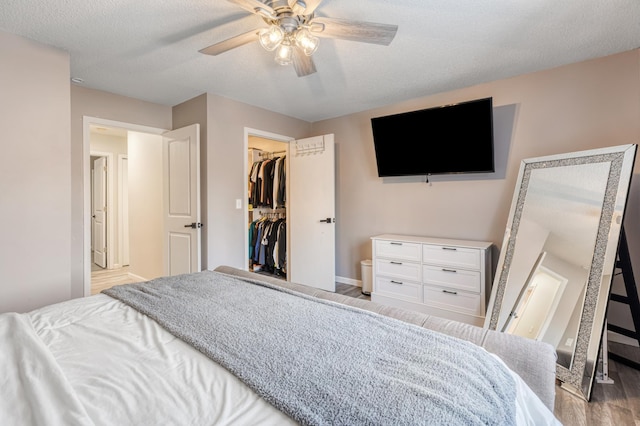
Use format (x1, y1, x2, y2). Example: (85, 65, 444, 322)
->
(607, 226, 640, 370)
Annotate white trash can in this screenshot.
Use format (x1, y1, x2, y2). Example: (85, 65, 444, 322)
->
(361, 260, 372, 295)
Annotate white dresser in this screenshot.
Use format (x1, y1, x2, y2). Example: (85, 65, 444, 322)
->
(371, 234, 493, 326)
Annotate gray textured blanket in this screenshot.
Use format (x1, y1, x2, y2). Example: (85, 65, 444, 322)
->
(104, 271, 516, 425)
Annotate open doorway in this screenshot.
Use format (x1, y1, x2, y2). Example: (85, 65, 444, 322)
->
(247, 138, 289, 278)
(506, 263, 568, 341)
(89, 127, 126, 270)
(89, 126, 133, 294)
(244, 129, 292, 281)
(243, 128, 337, 292)
(90, 152, 129, 273)
(83, 117, 167, 296)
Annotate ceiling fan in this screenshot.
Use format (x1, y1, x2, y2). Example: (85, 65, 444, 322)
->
(199, 0, 398, 77)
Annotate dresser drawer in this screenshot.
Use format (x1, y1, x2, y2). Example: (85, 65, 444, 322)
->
(375, 240, 422, 262)
(423, 245, 481, 270)
(375, 277, 422, 303)
(422, 265, 481, 293)
(423, 285, 482, 316)
(376, 259, 421, 282)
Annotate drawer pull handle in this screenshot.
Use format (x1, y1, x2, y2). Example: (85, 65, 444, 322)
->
(390, 280, 403, 285)
(442, 290, 458, 295)
(442, 247, 457, 251)
(390, 242, 403, 245)
(390, 261, 403, 265)
(442, 268, 457, 273)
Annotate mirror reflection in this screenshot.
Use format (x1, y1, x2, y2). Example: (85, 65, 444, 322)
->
(486, 144, 637, 401)
(497, 162, 610, 368)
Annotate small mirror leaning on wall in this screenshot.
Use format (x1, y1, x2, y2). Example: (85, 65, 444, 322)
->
(485, 144, 637, 401)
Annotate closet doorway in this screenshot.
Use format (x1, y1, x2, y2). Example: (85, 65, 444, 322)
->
(244, 128, 336, 292)
(248, 135, 288, 279)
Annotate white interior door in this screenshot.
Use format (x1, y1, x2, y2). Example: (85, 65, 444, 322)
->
(92, 157, 107, 268)
(289, 134, 336, 291)
(507, 269, 566, 340)
(162, 124, 201, 276)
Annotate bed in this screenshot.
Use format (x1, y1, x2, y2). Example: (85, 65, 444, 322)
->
(1, 266, 561, 425)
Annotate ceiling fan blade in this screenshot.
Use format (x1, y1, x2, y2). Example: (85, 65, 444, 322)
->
(292, 47, 317, 77)
(228, 0, 276, 19)
(309, 17, 398, 46)
(288, 0, 323, 15)
(199, 29, 261, 56)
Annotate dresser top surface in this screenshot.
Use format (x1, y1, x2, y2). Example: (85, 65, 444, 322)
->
(371, 234, 493, 250)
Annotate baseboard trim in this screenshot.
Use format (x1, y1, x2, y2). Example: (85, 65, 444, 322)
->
(128, 272, 149, 283)
(336, 275, 362, 287)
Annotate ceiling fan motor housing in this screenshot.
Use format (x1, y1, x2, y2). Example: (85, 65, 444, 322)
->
(266, 0, 303, 13)
(262, 0, 312, 30)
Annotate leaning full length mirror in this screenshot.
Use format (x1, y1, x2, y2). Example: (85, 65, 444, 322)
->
(485, 144, 637, 401)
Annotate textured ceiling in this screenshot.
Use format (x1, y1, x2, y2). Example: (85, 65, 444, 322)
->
(1, 0, 639, 122)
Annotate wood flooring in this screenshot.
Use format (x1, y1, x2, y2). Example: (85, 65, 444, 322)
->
(555, 357, 640, 425)
(336, 282, 371, 300)
(92, 271, 639, 425)
(91, 265, 142, 295)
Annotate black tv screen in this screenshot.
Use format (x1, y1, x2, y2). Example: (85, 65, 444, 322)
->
(371, 97, 495, 177)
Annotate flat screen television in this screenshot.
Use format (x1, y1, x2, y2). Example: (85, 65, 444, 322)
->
(371, 97, 494, 177)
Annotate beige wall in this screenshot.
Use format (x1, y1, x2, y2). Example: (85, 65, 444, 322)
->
(312, 49, 640, 281)
(127, 132, 164, 280)
(0, 30, 71, 313)
(70, 86, 172, 298)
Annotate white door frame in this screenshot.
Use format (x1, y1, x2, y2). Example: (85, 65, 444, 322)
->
(90, 151, 114, 269)
(243, 127, 293, 273)
(83, 116, 168, 297)
(118, 154, 130, 266)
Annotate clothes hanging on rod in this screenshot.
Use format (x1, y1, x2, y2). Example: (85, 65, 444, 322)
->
(249, 155, 286, 208)
(249, 215, 286, 277)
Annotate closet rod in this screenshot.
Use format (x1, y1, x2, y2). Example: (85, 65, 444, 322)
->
(257, 150, 286, 156)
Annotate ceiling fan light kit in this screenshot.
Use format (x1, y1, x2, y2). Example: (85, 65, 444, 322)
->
(295, 28, 319, 56)
(259, 17, 319, 61)
(200, 0, 398, 77)
(275, 38, 294, 65)
(259, 25, 284, 51)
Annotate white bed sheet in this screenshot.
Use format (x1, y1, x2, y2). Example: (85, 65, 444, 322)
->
(1, 294, 561, 425)
(23, 294, 295, 426)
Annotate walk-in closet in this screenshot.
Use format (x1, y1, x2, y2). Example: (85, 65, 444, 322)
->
(245, 132, 336, 292)
(248, 136, 288, 279)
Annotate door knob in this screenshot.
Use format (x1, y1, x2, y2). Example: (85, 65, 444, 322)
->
(319, 218, 334, 223)
(184, 222, 203, 229)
